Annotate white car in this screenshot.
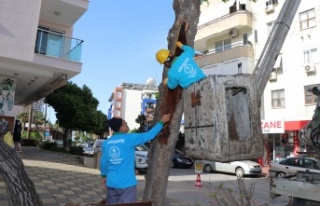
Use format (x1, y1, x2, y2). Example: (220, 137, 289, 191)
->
(202, 160, 262, 178)
(83, 141, 95, 155)
(84, 139, 149, 172)
(269, 157, 320, 177)
(134, 144, 149, 172)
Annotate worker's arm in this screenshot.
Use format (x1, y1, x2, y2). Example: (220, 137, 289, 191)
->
(176, 41, 195, 56)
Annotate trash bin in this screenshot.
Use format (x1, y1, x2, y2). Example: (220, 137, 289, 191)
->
(96, 152, 101, 170)
(84, 156, 96, 168)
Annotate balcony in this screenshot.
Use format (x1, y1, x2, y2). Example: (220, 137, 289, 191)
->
(35, 28, 83, 62)
(195, 10, 252, 51)
(195, 41, 254, 68)
(40, 0, 89, 27)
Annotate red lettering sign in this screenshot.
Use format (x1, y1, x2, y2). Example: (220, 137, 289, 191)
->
(261, 121, 283, 129)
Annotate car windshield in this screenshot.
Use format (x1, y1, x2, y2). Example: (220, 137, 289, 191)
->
(135, 145, 149, 151)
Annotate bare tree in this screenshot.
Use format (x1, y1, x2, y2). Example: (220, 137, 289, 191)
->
(143, 1, 201, 205)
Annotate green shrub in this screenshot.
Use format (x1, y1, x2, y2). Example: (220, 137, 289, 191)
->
(42, 141, 58, 151)
(21, 130, 42, 141)
(69, 146, 84, 156)
(21, 138, 38, 146)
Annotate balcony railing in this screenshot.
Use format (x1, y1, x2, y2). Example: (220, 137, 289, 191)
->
(35, 28, 83, 62)
(195, 40, 254, 67)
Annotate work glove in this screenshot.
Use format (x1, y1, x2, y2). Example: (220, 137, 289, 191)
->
(176, 41, 183, 48)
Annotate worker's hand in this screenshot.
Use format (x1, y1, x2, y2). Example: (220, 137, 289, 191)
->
(176, 41, 183, 48)
(162, 77, 168, 86)
(102, 178, 107, 191)
(160, 113, 171, 124)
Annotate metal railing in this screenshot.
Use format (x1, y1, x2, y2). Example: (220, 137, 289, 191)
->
(35, 28, 83, 62)
(198, 40, 253, 57)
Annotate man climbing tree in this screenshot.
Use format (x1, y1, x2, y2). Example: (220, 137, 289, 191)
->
(143, 1, 202, 205)
(0, 1, 226, 205)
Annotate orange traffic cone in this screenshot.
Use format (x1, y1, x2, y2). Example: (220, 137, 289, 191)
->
(195, 173, 202, 187)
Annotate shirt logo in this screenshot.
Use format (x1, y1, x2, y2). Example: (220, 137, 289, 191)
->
(109, 146, 120, 159)
(177, 58, 196, 78)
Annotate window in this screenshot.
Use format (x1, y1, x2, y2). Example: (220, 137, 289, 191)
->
(115, 101, 121, 108)
(115, 110, 121, 117)
(116, 91, 122, 98)
(35, 26, 64, 57)
(243, 33, 248, 45)
(274, 54, 282, 71)
(303, 48, 317, 64)
(215, 38, 232, 52)
(271, 89, 285, 108)
(224, 38, 231, 50)
(266, 0, 278, 6)
(254, 30, 258, 43)
(300, 9, 316, 30)
(267, 22, 274, 35)
(304, 84, 320, 104)
(215, 40, 223, 52)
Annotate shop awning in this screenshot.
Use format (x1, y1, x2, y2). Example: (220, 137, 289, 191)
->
(285, 120, 310, 131)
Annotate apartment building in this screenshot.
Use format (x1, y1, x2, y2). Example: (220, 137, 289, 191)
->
(108, 81, 158, 131)
(194, 0, 320, 165)
(0, 0, 88, 130)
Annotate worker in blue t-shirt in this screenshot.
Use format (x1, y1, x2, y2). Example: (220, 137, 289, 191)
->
(156, 41, 206, 89)
(100, 113, 171, 204)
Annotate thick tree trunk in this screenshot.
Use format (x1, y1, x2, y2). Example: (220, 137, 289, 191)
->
(143, 1, 201, 206)
(0, 140, 43, 206)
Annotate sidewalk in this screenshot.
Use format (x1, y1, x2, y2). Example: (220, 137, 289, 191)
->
(0, 146, 184, 206)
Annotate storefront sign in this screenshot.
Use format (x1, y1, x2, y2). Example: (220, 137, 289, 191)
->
(261, 120, 284, 133)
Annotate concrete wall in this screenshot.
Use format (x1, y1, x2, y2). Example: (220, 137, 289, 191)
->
(184, 75, 263, 161)
(0, 0, 41, 61)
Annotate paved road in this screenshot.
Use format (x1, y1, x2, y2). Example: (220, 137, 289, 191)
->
(0, 146, 290, 206)
(166, 169, 290, 205)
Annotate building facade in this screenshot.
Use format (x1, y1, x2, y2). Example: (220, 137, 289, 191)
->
(194, 0, 320, 165)
(0, 0, 88, 130)
(108, 82, 158, 131)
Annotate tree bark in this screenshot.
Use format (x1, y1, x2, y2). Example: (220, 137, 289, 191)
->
(0, 140, 43, 206)
(143, 1, 201, 205)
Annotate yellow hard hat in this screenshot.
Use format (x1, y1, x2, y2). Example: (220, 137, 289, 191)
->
(156, 49, 170, 64)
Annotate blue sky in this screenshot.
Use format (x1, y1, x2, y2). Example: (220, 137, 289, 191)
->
(49, 1, 176, 121)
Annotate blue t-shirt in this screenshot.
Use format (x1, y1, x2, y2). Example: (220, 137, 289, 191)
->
(100, 122, 163, 189)
(167, 45, 206, 89)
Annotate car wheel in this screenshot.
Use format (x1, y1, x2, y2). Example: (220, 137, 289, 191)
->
(235, 167, 244, 178)
(204, 164, 212, 173)
(170, 161, 175, 168)
(276, 172, 286, 177)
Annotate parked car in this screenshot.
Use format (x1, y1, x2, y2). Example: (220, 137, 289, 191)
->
(171, 149, 194, 169)
(135, 144, 149, 172)
(269, 157, 320, 177)
(202, 160, 262, 178)
(83, 139, 149, 172)
(83, 141, 95, 155)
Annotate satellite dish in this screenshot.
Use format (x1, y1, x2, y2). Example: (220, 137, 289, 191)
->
(146, 77, 156, 86)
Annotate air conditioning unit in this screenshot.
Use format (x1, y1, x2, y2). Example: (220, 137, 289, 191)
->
(229, 29, 238, 38)
(305, 64, 316, 73)
(269, 72, 277, 81)
(265, 4, 274, 13)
